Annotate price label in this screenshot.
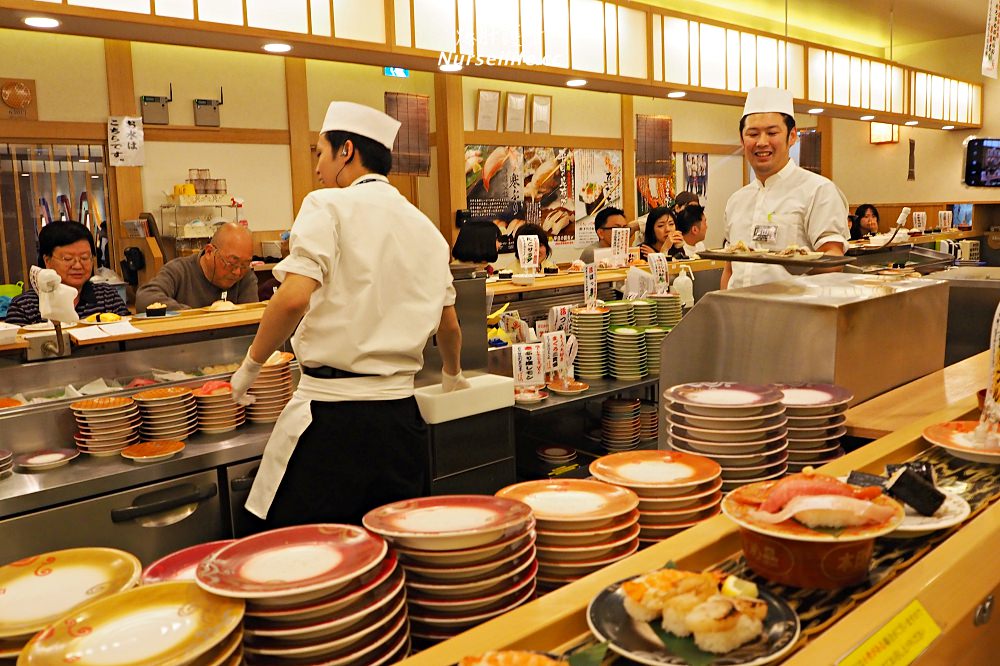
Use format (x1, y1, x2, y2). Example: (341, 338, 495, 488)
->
(611, 227, 630, 267)
(837, 600, 941, 666)
(549, 305, 573, 334)
(648, 253, 670, 294)
(512, 342, 544, 388)
(542, 331, 566, 373)
(584, 264, 597, 307)
(517, 234, 539, 272)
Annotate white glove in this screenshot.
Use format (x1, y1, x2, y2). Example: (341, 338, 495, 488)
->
(441, 370, 471, 393)
(230, 351, 263, 406)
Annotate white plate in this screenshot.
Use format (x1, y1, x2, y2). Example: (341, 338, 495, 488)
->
(21, 321, 78, 331)
(889, 489, 971, 537)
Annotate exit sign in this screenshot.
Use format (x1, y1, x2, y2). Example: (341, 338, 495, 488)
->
(383, 67, 410, 78)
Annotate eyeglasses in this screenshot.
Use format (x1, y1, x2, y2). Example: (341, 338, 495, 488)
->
(216, 252, 252, 272)
(50, 253, 93, 266)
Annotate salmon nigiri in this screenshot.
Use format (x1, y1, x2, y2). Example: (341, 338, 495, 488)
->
(758, 470, 882, 513)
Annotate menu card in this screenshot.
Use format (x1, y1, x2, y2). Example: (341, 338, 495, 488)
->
(512, 342, 544, 389)
(584, 264, 597, 307)
(648, 252, 670, 294)
(542, 331, 566, 375)
(517, 235, 539, 273)
(611, 228, 630, 267)
(548, 305, 572, 333)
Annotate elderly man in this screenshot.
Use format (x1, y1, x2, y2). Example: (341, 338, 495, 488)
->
(580, 207, 630, 264)
(136, 222, 258, 310)
(721, 87, 848, 289)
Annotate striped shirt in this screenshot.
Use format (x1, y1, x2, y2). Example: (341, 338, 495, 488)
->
(3, 282, 130, 326)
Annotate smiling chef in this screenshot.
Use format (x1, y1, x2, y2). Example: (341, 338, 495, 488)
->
(230, 100, 470, 529)
(721, 87, 849, 289)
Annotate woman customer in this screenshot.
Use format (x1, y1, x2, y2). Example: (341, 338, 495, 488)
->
(854, 204, 880, 236)
(452, 219, 501, 264)
(4, 221, 129, 325)
(507, 223, 557, 271)
(639, 206, 686, 259)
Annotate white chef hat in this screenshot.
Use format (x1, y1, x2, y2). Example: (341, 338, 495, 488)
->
(320, 101, 401, 150)
(742, 87, 795, 119)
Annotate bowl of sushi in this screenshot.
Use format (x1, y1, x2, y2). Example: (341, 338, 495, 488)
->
(721, 468, 905, 588)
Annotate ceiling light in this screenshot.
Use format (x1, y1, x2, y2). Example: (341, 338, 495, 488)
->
(808, 108, 824, 114)
(439, 62, 463, 73)
(566, 79, 587, 87)
(666, 91, 687, 99)
(20, 173, 29, 177)
(23, 17, 60, 29)
(91, 175, 100, 179)
(860, 115, 875, 121)
(942, 125, 955, 130)
(78, 158, 90, 163)
(904, 120, 918, 126)
(262, 43, 292, 53)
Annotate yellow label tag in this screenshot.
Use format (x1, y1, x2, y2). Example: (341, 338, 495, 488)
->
(838, 600, 941, 666)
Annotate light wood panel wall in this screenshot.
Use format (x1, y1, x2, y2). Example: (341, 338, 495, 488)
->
(284, 57, 314, 218)
(434, 74, 465, 247)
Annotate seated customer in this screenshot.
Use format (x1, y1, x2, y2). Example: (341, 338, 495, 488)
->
(639, 207, 686, 259)
(854, 204, 880, 236)
(4, 221, 130, 325)
(675, 204, 709, 256)
(506, 223, 558, 272)
(452, 220, 501, 265)
(136, 222, 258, 311)
(580, 207, 630, 264)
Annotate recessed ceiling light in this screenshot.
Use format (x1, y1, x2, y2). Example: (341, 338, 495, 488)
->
(942, 125, 955, 130)
(23, 17, 60, 29)
(566, 79, 587, 87)
(20, 173, 29, 177)
(91, 174, 100, 179)
(439, 62, 463, 73)
(808, 108, 824, 114)
(262, 43, 292, 53)
(860, 115, 875, 121)
(666, 91, 687, 99)
(904, 120, 918, 126)
(78, 158, 90, 163)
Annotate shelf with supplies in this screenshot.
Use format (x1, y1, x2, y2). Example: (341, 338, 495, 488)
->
(159, 202, 242, 256)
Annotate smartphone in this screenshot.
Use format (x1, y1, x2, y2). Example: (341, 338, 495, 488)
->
(963, 138, 1000, 187)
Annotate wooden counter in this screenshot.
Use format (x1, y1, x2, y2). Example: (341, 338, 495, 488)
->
(487, 260, 725, 296)
(845, 350, 989, 439)
(70, 304, 265, 346)
(401, 394, 996, 664)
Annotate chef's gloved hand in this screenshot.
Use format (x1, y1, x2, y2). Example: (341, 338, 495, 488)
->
(441, 370, 471, 393)
(231, 351, 263, 405)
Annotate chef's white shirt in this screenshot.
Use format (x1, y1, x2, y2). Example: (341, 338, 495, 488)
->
(272, 174, 455, 401)
(724, 160, 848, 289)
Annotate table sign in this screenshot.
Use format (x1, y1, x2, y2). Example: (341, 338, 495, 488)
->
(549, 305, 573, 333)
(512, 342, 544, 389)
(611, 227, 630, 267)
(518, 234, 539, 273)
(584, 264, 597, 307)
(542, 331, 567, 376)
(648, 252, 670, 294)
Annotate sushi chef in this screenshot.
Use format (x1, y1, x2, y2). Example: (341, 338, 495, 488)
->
(721, 87, 849, 289)
(232, 100, 469, 528)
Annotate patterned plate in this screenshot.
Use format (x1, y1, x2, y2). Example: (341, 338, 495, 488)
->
(496, 479, 638, 528)
(197, 525, 386, 599)
(70, 396, 134, 412)
(18, 581, 243, 666)
(0, 548, 141, 639)
(121, 440, 185, 463)
(922, 421, 1000, 463)
(589, 450, 721, 490)
(141, 541, 235, 585)
(664, 382, 784, 412)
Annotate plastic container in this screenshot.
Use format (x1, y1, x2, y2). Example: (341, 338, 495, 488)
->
(0, 322, 19, 345)
(414, 374, 514, 424)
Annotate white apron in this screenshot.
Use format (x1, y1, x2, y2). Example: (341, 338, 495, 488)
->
(244, 372, 414, 519)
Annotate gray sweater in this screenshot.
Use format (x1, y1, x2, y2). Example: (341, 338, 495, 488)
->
(135, 253, 258, 311)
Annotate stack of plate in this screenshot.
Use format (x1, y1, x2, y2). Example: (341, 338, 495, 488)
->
(602, 398, 641, 451)
(571, 306, 611, 380)
(364, 496, 535, 646)
(537, 444, 577, 467)
(193, 383, 246, 434)
(19, 580, 244, 666)
(135, 387, 198, 442)
(0, 449, 11, 479)
(644, 327, 669, 375)
(70, 396, 140, 456)
(639, 401, 658, 441)
(775, 383, 852, 472)
(0, 547, 142, 661)
(589, 450, 723, 545)
(604, 301, 636, 326)
(631, 299, 656, 327)
(648, 293, 683, 327)
(197, 524, 409, 665)
(496, 479, 639, 590)
(664, 382, 789, 492)
(246, 352, 295, 423)
(607, 326, 647, 380)
(142, 540, 234, 584)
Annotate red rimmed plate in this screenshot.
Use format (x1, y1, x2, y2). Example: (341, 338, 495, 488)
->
(922, 421, 1000, 463)
(141, 540, 234, 584)
(363, 495, 533, 551)
(535, 523, 640, 561)
(535, 509, 639, 547)
(666, 403, 786, 429)
(245, 552, 399, 622)
(589, 450, 722, 492)
(393, 520, 535, 567)
(196, 524, 387, 600)
(664, 382, 784, 412)
(668, 417, 788, 443)
(407, 561, 537, 613)
(668, 427, 787, 455)
(775, 383, 853, 409)
(407, 580, 535, 627)
(496, 479, 638, 530)
(536, 540, 639, 577)
(15, 448, 79, 471)
(400, 534, 536, 582)
(669, 439, 786, 465)
(545, 379, 590, 395)
(721, 479, 904, 542)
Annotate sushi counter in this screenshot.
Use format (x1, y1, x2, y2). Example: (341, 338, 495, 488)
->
(404, 394, 1000, 665)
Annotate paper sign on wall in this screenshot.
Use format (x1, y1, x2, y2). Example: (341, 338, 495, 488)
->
(648, 253, 670, 294)
(584, 264, 597, 307)
(985, 0, 999, 78)
(107, 116, 144, 167)
(611, 227, 630, 267)
(512, 342, 544, 387)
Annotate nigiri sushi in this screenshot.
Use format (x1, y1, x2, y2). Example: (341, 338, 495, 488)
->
(621, 569, 721, 623)
(750, 494, 898, 527)
(460, 652, 564, 666)
(759, 471, 881, 513)
(685, 594, 768, 654)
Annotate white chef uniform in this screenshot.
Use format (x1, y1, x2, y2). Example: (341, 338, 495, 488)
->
(723, 87, 848, 289)
(245, 103, 454, 521)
